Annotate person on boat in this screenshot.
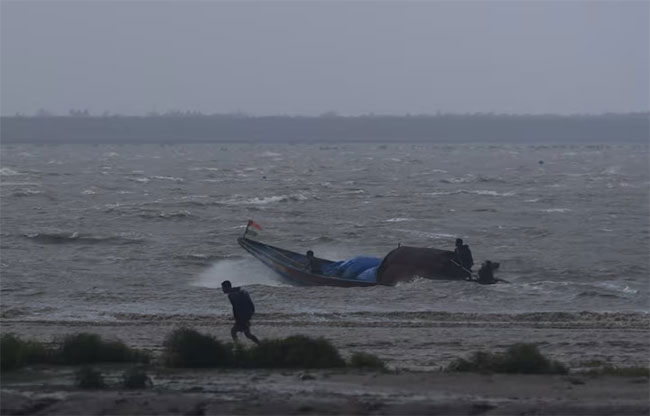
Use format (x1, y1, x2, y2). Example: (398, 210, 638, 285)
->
(454, 238, 474, 271)
(477, 260, 497, 284)
(305, 250, 320, 274)
(221, 280, 261, 345)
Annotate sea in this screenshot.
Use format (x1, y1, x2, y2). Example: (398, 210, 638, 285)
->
(1, 143, 648, 327)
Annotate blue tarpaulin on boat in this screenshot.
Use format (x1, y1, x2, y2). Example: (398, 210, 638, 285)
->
(356, 266, 378, 282)
(322, 256, 381, 281)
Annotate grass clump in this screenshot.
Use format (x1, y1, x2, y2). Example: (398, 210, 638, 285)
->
(348, 352, 386, 370)
(60, 333, 149, 365)
(75, 366, 106, 389)
(1, 333, 56, 371)
(162, 330, 346, 369)
(249, 335, 345, 368)
(447, 343, 568, 375)
(122, 366, 153, 389)
(163, 328, 233, 368)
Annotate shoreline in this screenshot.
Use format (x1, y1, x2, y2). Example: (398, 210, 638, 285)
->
(2, 311, 648, 371)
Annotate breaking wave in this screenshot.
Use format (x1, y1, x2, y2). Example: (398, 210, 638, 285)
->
(426, 190, 516, 197)
(220, 194, 310, 205)
(193, 258, 287, 288)
(23, 231, 146, 245)
(138, 210, 195, 219)
(0, 167, 22, 176)
(11, 189, 44, 197)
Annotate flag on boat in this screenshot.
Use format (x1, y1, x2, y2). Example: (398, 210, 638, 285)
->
(246, 219, 262, 236)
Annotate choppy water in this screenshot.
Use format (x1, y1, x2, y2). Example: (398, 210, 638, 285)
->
(1, 143, 648, 325)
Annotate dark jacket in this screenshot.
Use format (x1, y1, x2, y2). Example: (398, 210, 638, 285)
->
(455, 244, 474, 270)
(227, 287, 255, 322)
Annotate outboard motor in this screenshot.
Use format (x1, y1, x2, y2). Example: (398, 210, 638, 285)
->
(477, 261, 500, 284)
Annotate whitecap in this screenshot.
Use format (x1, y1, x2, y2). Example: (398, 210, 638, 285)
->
(440, 177, 473, 184)
(0, 182, 40, 187)
(385, 218, 414, 223)
(426, 190, 515, 197)
(595, 282, 638, 295)
(158, 210, 193, 219)
(0, 168, 22, 176)
(540, 208, 571, 213)
(11, 189, 42, 197)
(261, 151, 282, 157)
(82, 189, 96, 195)
(397, 229, 456, 239)
(601, 166, 620, 175)
(181, 195, 209, 200)
(426, 191, 456, 196)
(222, 194, 308, 205)
(130, 177, 150, 183)
(151, 176, 184, 182)
(472, 190, 516, 196)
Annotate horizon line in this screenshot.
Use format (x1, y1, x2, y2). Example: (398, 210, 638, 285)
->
(3, 111, 649, 118)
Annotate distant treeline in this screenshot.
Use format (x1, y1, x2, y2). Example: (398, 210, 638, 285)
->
(1, 113, 648, 144)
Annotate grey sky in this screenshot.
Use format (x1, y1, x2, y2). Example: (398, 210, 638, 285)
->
(1, 1, 648, 116)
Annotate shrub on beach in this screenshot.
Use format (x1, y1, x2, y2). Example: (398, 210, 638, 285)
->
(447, 343, 568, 375)
(59, 333, 149, 365)
(348, 352, 386, 370)
(75, 366, 106, 389)
(1, 333, 56, 371)
(248, 335, 345, 368)
(122, 366, 153, 389)
(163, 328, 233, 368)
(162, 330, 346, 369)
(499, 343, 567, 374)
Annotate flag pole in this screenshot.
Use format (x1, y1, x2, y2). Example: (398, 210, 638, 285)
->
(243, 221, 250, 238)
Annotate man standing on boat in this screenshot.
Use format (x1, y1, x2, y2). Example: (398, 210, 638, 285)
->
(454, 238, 474, 272)
(221, 280, 261, 345)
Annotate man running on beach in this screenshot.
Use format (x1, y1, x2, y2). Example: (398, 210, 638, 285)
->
(221, 280, 261, 345)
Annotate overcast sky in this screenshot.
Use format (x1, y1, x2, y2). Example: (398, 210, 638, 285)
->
(1, 1, 648, 116)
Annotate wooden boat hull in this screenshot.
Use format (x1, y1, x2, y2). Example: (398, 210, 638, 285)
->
(237, 237, 378, 287)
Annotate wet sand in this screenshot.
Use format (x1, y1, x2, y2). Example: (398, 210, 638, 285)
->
(2, 369, 649, 415)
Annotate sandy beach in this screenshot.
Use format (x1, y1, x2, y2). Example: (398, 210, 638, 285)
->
(2, 312, 648, 415)
(3, 311, 648, 371)
(2, 368, 649, 415)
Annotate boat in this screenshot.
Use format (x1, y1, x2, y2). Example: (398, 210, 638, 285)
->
(237, 236, 377, 287)
(237, 236, 479, 287)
